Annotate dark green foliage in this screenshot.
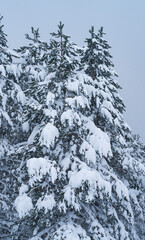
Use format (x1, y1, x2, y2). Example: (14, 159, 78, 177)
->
(0, 18, 145, 240)
(48, 22, 79, 79)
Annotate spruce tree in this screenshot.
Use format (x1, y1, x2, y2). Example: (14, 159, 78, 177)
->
(14, 27, 50, 141)
(80, 26, 145, 239)
(10, 23, 145, 240)
(0, 15, 25, 239)
(48, 22, 78, 78)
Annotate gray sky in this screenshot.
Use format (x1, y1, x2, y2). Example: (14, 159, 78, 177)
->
(1, 0, 145, 143)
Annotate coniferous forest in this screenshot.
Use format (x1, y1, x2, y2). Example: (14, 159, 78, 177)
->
(0, 15, 145, 240)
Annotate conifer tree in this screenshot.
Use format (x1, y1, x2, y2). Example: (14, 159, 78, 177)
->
(15, 27, 49, 90)
(48, 22, 79, 78)
(13, 23, 145, 240)
(0, 15, 25, 239)
(80, 26, 145, 239)
(14, 27, 50, 142)
(80, 26, 99, 80)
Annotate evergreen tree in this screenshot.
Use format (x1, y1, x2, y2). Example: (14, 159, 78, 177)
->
(14, 27, 50, 142)
(15, 27, 49, 90)
(80, 26, 145, 239)
(0, 15, 25, 239)
(81, 26, 126, 126)
(17, 27, 49, 66)
(48, 21, 79, 79)
(80, 26, 100, 80)
(13, 24, 145, 240)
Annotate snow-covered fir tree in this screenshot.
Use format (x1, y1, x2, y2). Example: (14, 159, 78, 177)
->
(80, 26, 145, 239)
(13, 27, 50, 140)
(0, 15, 26, 239)
(48, 22, 79, 78)
(0, 18, 144, 239)
(80, 26, 133, 177)
(11, 23, 145, 240)
(15, 27, 49, 90)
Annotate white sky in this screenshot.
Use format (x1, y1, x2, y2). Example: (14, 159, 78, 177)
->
(1, 0, 145, 142)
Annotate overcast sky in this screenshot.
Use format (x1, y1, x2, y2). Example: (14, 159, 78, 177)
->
(1, 0, 145, 143)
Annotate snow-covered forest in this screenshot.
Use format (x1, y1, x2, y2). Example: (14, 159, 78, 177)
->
(0, 15, 145, 240)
